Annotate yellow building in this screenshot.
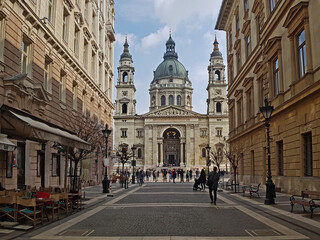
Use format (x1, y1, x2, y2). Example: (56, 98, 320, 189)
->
(216, 0, 320, 194)
(0, 0, 115, 189)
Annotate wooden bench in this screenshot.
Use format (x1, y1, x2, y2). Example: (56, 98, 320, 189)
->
(290, 190, 320, 218)
(242, 183, 261, 198)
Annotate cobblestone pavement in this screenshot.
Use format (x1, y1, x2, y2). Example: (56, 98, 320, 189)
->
(2, 182, 320, 240)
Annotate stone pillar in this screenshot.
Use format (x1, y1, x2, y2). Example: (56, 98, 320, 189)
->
(180, 142, 183, 166)
(160, 141, 163, 166)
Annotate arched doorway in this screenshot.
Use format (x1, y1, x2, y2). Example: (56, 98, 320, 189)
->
(163, 128, 180, 166)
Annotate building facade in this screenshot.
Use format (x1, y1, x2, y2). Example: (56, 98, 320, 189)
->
(114, 35, 229, 171)
(216, 0, 320, 194)
(0, 0, 115, 189)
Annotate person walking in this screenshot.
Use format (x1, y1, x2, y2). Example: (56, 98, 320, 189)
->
(172, 169, 176, 183)
(139, 169, 145, 186)
(199, 168, 206, 190)
(207, 167, 220, 205)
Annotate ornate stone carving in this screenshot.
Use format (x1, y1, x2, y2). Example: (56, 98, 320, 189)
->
(146, 107, 198, 117)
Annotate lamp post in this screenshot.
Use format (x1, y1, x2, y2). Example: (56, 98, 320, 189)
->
(260, 98, 275, 205)
(102, 124, 112, 193)
(206, 144, 211, 174)
(131, 145, 136, 184)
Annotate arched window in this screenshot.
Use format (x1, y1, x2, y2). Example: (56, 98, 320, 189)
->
(202, 148, 206, 158)
(161, 95, 166, 106)
(216, 102, 222, 113)
(138, 148, 142, 158)
(122, 72, 128, 83)
(215, 70, 221, 80)
(122, 103, 127, 114)
(169, 95, 174, 105)
(177, 95, 181, 106)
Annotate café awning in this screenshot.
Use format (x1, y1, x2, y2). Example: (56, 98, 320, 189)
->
(1, 108, 90, 150)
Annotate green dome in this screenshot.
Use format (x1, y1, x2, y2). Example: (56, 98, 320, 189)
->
(153, 35, 188, 80)
(154, 59, 188, 79)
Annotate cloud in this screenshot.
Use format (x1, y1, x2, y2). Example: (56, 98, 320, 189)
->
(153, 0, 222, 28)
(115, 33, 137, 47)
(116, 0, 154, 22)
(141, 26, 170, 49)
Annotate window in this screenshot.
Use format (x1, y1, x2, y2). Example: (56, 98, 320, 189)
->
(244, 0, 249, 12)
(201, 129, 207, 137)
(237, 99, 242, 126)
(277, 141, 283, 176)
(62, 8, 69, 42)
(216, 102, 222, 113)
(161, 95, 166, 106)
(137, 130, 143, 137)
(270, 0, 276, 13)
(48, 0, 55, 23)
(216, 129, 222, 137)
(21, 36, 31, 74)
(138, 148, 142, 158)
(247, 89, 253, 118)
(236, 51, 241, 73)
(90, 98, 94, 119)
(60, 71, 66, 103)
(297, 30, 307, 78)
(44, 57, 52, 93)
(82, 92, 86, 116)
(303, 132, 312, 176)
(169, 95, 174, 105)
(257, 16, 262, 40)
(215, 70, 221, 80)
(177, 95, 181, 106)
(92, 11, 96, 37)
(83, 39, 88, 68)
(72, 81, 78, 110)
(236, 12, 240, 33)
(74, 25, 80, 57)
(202, 148, 206, 158)
(91, 50, 96, 79)
(121, 130, 127, 138)
(246, 35, 251, 58)
(122, 72, 128, 82)
(122, 103, 127, 114)
(273, 58, 280, 96)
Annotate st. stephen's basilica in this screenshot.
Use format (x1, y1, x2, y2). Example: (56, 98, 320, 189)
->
(114, 34, 228, 171)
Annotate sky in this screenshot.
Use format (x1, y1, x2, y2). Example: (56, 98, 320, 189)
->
(113, 0, 227, 114)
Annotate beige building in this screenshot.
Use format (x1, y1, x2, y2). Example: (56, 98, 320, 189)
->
(0, 0, 115, 189)
(216, 0, 320, 194)
(114, 35, 229, 172)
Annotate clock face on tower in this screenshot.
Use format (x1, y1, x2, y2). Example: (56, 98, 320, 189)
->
(122, 91, 128, 96)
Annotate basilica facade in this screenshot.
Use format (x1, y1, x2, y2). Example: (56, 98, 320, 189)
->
(114, 35, 228, 170)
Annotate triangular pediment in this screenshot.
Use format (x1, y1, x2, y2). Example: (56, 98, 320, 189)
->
(283, 2, 309, 29)
(143, 106, 202, 118)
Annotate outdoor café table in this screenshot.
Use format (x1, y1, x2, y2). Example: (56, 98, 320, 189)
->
(36, 198, 53, 221)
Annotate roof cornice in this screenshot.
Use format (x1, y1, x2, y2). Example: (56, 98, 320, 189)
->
(215, 0, 234, 30)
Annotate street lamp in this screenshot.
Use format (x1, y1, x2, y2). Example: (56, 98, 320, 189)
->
(131, 145, 136, 184)
(102, 124, 112, 193)
(260, 98, 275, 205)
(206, 144, 211, 174)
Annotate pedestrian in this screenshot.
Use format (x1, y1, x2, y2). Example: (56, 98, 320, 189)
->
(172, 169, 176, 183)
(139, 169, 145, 186)
(196, 169, 199, 178)
(199, 168, 206, 190)
(190, 169, 193, 180)
(136, 169, 140, 185)
(180, 169, 184, 183)
(207, 167, 220, 205)
(163, 169, 167, 182)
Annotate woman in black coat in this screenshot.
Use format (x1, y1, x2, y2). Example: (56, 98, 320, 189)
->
(199, 169, 206, 190)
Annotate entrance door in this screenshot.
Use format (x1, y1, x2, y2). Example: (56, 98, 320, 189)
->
(17, 142, 25, 189)
(169, 155, 175, 165)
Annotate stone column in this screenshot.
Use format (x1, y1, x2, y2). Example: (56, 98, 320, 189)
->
(180, 142, 183, 166)
(160, 141, 163, 166)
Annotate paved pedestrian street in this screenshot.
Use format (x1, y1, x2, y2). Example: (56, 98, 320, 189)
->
(6, 183, 320, 240)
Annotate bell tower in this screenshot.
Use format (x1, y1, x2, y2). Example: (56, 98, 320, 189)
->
(207, 35, 227, 116)
(115, 37, 136, 116)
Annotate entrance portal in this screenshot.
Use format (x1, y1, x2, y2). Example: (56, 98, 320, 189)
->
(163, 128, 180, 166)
